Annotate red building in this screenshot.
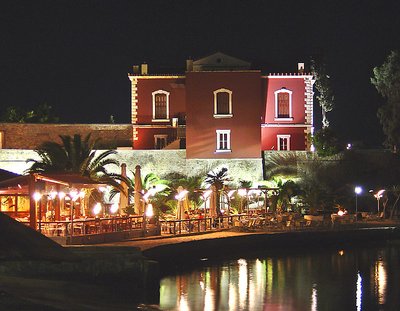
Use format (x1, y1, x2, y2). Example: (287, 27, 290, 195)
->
(128, 53, 314, 159)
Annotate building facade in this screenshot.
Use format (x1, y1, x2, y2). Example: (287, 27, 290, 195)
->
(128, 52, 314, 159)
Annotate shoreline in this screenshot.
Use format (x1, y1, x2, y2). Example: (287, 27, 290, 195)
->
(96, 221, 400, 270)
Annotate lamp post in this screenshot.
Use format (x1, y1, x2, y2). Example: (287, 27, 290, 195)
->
(354, 186, 362, 224)
(374, 189, 385, 218)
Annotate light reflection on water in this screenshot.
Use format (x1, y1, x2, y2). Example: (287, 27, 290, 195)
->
(159, 243, 400, 311)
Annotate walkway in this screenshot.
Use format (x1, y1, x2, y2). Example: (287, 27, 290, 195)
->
(85, 219, 400, 252)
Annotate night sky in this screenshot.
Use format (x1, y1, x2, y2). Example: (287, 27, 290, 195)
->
(1, 0, 399, 147)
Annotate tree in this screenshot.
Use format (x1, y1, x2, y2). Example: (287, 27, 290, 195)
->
(311, 127, 341, 157)
(25, 134, 125, 192)
(109, 171, 170, 214)
(165, 173, 203, 210)
(371, 50, 400, 152)
(1, 102, 59, 123)
(204, 167, 231, 216)
(310, 58, 335, 128)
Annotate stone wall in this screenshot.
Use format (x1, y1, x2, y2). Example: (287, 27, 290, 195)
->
(0, 123, 132, 149)
(0, 149, 264, 185)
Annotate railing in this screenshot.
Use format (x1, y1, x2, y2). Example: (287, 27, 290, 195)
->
(29, 212, 383, 240)
(38, 215, 145, 237)
(160, 214, 249, 235)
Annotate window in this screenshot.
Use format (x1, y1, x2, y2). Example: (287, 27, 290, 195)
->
(214, 88, 233, 118)
(154, 135, 168, 149)
(277, 135, 291, 151)
(216, 130, 231, 152)
(152, 90, 170, 121)
(274, 89, 293, 120)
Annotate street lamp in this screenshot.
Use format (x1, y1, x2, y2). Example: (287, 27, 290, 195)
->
(374, 189, 385, 217)
(354, 186, 362, 223)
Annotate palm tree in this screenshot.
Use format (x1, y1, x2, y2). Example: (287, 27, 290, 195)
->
(25, 134, 126, 192)
(165, 173, 204, 210)
(109, 171, 170, 214)
(204, 167, 231, 216)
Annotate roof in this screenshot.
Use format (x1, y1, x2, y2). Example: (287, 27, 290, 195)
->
(0, 173, 106, 195)
(193, 52, 252, 71)
(0, 169, 20, 182)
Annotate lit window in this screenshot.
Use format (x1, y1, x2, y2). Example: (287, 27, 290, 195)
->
(274, 89, 293, 120)
(216, 130, 231, 152)
(277, 135, 290, 151)
(152, 90, 170, 121)
(214, 88, 233, 118)
(154, 135, 168, 149)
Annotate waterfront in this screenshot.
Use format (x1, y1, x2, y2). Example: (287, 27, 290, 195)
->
(157, 240, 400, 311)
(2, 225, 400, 310)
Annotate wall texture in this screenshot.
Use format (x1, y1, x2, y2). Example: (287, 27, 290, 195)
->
(0, 149, 263, 186)
(0, 123, 132, 149)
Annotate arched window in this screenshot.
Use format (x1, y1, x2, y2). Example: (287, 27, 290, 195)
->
(214, 88, 233, 118)
(274, 88, 293, 120)
(152, 90, 170, 121)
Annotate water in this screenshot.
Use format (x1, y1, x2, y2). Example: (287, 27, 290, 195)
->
(157, 241, 400, 311)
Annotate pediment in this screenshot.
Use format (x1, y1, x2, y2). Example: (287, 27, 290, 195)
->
(193, 52, 251, 71)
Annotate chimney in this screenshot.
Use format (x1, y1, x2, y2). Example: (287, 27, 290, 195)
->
(298, 63, 305, 74)
(186, 59, 193, 72)
(141, 63, 148, 75)
(132, 65, 139, 74)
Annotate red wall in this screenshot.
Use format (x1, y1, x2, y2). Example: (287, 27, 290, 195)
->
(261, 76, 308, 151)
(263, 77, 306, 124)
(261, 127, 306, 150)
(186, 71, 262, 159)
(134, 127, 177, 149)
(136, 78, 186, 124)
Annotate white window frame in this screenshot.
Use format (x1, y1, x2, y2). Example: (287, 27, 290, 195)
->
(274, 88, 293, 121)
(213, 88, 233, 118)
(277, 135, 291, 151)
(216, 130, 231, 153)
(152, 90, 170, 122)
(154, 134, 168, 149)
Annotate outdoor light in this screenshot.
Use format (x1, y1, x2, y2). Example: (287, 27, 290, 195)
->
(58, 191, 66, 200)
(374, 189, 385, 216)
(238, 188, 247, 197)
(146, 203, 154, 217)
(228, 190, 236, 198)
(202, 190, 212, 199)
(110, 203, 119, 214)
(70, 189, 79, 201)
(33, 192, 42, 202)
(175, 189, 188, 201)
(354, 186, 362, 223)
(347, 143, 352, 150)
(49, 190, 58, 200)
(93, 203, 102, 215)
(143, 187, 158, 201)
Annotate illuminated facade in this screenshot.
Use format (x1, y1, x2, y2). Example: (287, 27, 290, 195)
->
(128, 52, 315, 159)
